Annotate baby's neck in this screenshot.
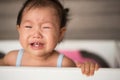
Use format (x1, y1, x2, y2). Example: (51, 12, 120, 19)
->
(21, 50, 59, 66)
(26, 50, 57, 61)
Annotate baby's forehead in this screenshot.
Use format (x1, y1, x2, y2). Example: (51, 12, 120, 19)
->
(22, 7, 60, 20)
(23, 6, 59, 17)
(24, 4, 59, 12)
(21, 7, 60, 26)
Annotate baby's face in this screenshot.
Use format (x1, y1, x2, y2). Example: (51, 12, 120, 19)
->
(17, 7, 66, 56)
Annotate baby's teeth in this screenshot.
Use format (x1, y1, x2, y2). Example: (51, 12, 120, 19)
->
(34, 43, 39, 46)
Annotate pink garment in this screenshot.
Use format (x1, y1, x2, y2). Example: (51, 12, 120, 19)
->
(59, 50, 96, 63)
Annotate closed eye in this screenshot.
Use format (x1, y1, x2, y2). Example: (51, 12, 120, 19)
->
(43, 26, 50, 29)
(25, 26, 32, 28)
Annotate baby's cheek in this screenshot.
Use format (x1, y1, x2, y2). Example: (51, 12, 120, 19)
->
(47, 37, 58, 49)
(19, 34, 28, 45)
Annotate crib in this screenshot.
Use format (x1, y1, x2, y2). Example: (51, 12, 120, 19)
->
(0, 66, 120, 80)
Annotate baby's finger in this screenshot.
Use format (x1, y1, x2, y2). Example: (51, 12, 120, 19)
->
(89, 63, 95, 76)
(84, 62, 90, 76)
(81, 63, 85, 74)
(95, 63, 99, 71)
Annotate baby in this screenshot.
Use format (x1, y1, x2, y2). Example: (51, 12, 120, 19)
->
(2, 0, 98, 76)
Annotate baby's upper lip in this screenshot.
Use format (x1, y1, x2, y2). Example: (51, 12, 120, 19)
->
(30, 42, 43, 45)
(30, 40, 44, 45)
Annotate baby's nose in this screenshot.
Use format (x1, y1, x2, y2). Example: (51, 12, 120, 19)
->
(33, 30, 43, 39)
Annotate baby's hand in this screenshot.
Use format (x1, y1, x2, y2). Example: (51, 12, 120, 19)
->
(76, 61, 99, 76)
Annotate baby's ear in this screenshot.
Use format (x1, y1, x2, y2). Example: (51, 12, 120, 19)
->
(16, 25, 20, 33)
(59, 27, 66, 42)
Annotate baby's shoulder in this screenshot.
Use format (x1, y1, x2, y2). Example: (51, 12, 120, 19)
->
(6, 50, 19, 58)
(3, 50, 19, 66)
(62, 55, 76, 67)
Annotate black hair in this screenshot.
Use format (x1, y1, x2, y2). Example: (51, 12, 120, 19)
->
(17, 0, 69, 28)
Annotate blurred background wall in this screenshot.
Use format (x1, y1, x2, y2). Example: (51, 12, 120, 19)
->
(0, 0, 120, 40)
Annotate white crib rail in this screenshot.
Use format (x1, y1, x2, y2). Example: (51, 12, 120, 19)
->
(0, 67, 120, 80)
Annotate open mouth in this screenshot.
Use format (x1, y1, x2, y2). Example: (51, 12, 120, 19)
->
(30, 42, 44, 49)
